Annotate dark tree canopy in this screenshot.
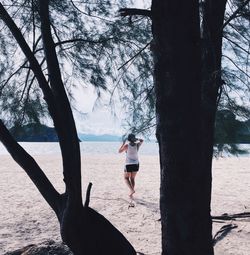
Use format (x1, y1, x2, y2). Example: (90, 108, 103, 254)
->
(116, 1, 250, 138)
(0, 1, 249, 136)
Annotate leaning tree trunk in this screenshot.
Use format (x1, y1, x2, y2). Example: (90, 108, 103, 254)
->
(0, 121, 137, 255)
(151, 1, 214, 254)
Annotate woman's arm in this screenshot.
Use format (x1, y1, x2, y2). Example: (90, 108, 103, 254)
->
(138, 138, 144, 145)
(118, 141, 128, 153)
(137, 138, 144, 150)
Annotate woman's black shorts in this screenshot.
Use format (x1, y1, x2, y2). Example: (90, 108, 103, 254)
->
(125, 164, 139, 172)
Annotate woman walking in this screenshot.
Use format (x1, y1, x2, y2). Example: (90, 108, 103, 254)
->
(118, 134, 143, 198)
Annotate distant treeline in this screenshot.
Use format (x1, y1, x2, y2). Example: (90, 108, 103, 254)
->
(10, 123, 59, 142)
(214, 110, 250, 144)
(10, 123, 120, 142)
(9, 110, 250, 143)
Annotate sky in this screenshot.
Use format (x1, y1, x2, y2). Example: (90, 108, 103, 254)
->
(72, 85, 125, 136)
(71, 0, 249, 137)
(70, 0, 150, 136)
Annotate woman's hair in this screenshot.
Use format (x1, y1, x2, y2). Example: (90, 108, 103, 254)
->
(127, 133, 137, 142)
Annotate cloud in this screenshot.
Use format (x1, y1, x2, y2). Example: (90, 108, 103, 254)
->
(75, 107, 124, 135)
(72, 84, 126, 135)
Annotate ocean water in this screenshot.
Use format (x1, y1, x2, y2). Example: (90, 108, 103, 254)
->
(0, 142, 250, 157)
(0, 142, 159, 156)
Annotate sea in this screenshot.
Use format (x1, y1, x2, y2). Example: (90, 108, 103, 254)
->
(1, 142, 250, 157)
(0, 142, 160, 156)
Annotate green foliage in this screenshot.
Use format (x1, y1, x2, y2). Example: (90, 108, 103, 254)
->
(0, 0, 249, 146)
(117, 0, 250, 141)
(0, 0, 153, 132)
(214, 109, 250, 156)
(214, 110, 250, 143)
(221, 0, 250, 114)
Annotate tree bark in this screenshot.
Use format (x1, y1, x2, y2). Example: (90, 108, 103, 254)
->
(38, 0, 82, 203)
(200, 3, 228, 253)
(119, 8, 152, 18)
(151, 1, 214, 254)
(58, 183, 136, 255)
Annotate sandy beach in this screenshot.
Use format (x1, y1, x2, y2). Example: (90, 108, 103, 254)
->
(0, 153, 250, 254)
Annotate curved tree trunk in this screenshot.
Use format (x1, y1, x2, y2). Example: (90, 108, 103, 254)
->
(58, 184, 136, 255)
(0, 121, 136, 255)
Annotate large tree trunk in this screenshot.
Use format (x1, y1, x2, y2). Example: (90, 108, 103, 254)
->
(151, 1, 214, 254)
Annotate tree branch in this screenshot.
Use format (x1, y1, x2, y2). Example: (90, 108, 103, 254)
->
(119, 8, 152, 18)
(223, 35, 249, 54)
(222, 54, 250, 79)
(227, 23, 249, 42)
(38, 0, 82, 202)
(19, 66, 32, 103)
(55, 37, 114, 47)
(118, 42, 151, 70)
(223, 0, 250, 29)
(0, 3, 58, 121)
(84, 182, 92, 207)
(0, 119, 61, 214)
(0, 62, 27, 93)
(212, 212, 250, 221)
(70, 0, 113, 23)
(213, 224, 238, 246)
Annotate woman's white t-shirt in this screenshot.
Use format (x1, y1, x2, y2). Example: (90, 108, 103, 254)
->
(125, 143, 139, 165)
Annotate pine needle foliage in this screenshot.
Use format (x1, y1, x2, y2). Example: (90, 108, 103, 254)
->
(0, 0, 249, 146)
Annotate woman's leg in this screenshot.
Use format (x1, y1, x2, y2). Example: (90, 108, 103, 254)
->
(124, 172, 134, 197)
(130, 172, 137, 194)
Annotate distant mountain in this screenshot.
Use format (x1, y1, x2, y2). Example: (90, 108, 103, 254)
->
(9, 123, 122, 142)
(79, 133, 121, 142)
(10, 123, 58, 142)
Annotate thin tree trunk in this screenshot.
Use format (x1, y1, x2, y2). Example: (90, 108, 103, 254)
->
(38, 0, 82, 202)
(200, 3, 228, 249)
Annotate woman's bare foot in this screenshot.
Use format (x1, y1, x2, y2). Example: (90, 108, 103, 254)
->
(129, 190, 135, 198)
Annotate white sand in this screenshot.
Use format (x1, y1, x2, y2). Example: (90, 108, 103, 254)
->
(0, 154, 249, 254)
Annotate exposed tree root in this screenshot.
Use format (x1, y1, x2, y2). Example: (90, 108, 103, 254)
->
(213, 223, 238, 246)
(212, 212, 250, 221)
(212, 212, 250, 246)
